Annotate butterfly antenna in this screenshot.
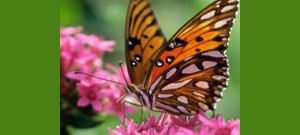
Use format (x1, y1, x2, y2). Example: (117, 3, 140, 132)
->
(74, 72, 126, 86)
(118, 62, 129, 86)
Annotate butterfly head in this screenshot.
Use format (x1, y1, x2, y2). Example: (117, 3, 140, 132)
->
(124, 84, 154, 109)
(124, 84, 138, 94)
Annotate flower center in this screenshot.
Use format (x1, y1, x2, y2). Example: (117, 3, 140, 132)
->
(87, 91, 97, 100)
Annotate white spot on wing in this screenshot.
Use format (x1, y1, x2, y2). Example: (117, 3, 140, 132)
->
(177, 96, 189, 104)
(221, 5, 236, 13)
(214, 96, 221, 102)
(198, 102, 209, 111)
(214, 90, 223, 96)
(177, 106, 190, 114)
(203, 61, 217, 69)
(158, 94, 173, 98)
(156, 101, 179, 113)
(193, 91, 206, 98)
(149, 76, 162, 94)
(162, 79, 192, 91)
(182, 64, 200, 74)
(213, 103, 217, 109)
(201, 10, 216, 20)
(214, 18, 233, 29)
(202, 50, 224, 58)
(191, 110, 197, 115)
(212, 75, 227, 81)
(223, 72, 229, 76)
(217, 85, 225, 89)
(135, 56, 141, 61)
(166, 68, 177, 79)
(228, 0, 237, 3)
(195, 81, 209, 89)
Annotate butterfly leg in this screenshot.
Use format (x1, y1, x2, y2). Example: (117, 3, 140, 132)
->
(147, 108, 151, 118)
(212, 111, 216, 118)
(139, 101, 143, 124)
(122, 100, 130, 125)
(122, 100, 143, 124)
(160, 111, 168, 126)
(185, 115, 191, 122)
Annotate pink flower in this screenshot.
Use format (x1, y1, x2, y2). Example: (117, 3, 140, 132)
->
(109, 113, 240, 135)
(170, 115, 200, 129)
(199, 113, 240, 135)
(108, 120, 139, 135)
(76, 82, 114, 111)
(60, 26, 115, 75)
(108, 115, 169, 135)
(60, 26, 82, 37)
(61, 26, 122, 112)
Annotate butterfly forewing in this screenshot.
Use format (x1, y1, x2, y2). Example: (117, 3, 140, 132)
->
(125, 0, 167, 86)
(145, 0, 239, 114)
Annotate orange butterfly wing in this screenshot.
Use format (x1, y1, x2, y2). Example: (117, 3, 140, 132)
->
(125, 0, 166, 86)
(145, 0, 239, 114)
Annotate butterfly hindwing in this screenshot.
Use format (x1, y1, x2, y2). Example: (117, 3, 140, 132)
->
(154, 51, 228, 114)
(125, 0, 167, 86)
(146, 0, 239, 114)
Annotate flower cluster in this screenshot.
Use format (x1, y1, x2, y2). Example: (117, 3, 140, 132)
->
(109, 113, 240, 135)
(60, 26, 135, 131)
(60, 26, 240, 135)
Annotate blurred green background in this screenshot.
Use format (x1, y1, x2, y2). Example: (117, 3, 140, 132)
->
(60, 0, 240, 134)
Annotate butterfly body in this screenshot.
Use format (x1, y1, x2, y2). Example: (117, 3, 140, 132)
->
(125, 0, 239, 115)
(124, 84, 155, 110)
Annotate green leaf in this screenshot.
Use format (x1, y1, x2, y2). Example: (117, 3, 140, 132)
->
(70, 112, 102, 129)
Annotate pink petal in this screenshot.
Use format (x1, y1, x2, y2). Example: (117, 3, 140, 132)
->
(74, 53, 97, 65)
(108, 128, 124, 135)
(104, 104, 115, 114)
(171, 116, 186, 127)
(158, 125, 170, 135)
(76, 83, 89, 95)
(97, 89, 114, 97)
(66, 72, 84, 80)
(117, 113, 131, 125)
(60, 26, 82, 36)
(91, 101, 102, 111)
(77, 97, 90, 107)
(199, 114, 215, 127)
(176, 127, 194, 135)
(98, 40, 115, 52)
(105, 64, 118, 72)
(124, 105, 136, 114)
(231, 127, 240, 135)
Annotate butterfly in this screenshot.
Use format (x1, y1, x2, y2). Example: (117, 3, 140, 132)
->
(123, 0, 239, 115)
